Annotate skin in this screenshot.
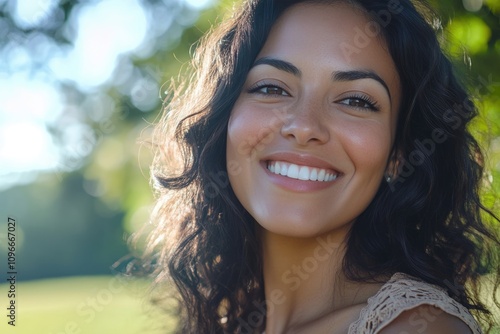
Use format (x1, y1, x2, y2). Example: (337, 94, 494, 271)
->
(379, 306, 472, 334)
(226, 3, 471, 333)
(227, 2, 400, 239)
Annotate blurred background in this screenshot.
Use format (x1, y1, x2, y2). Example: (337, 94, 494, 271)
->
(0, 0, 498, 333)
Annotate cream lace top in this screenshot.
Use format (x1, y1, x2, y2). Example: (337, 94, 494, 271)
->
(348, 272, 482, 333)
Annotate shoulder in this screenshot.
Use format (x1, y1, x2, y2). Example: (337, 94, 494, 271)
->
(349, 273, 482, 334)
(378, 304, 473, 334)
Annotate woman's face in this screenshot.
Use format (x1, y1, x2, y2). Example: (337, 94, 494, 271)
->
(226, 3, 401, 238)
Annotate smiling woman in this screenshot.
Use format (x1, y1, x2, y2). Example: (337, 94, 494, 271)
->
(139, 0, 500, 333)
(227, 4, 399, 239)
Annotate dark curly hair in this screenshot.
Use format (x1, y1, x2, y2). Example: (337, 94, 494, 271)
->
(138, 0, 500, 332)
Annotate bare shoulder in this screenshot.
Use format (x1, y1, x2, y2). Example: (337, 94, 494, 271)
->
(378, 304, 473, 334)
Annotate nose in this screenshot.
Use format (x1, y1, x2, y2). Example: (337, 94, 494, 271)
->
(280, 100, 330, 145)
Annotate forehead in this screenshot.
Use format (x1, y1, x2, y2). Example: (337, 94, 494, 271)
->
(256, 2, 401, 104)
(262, 2, 383, 57)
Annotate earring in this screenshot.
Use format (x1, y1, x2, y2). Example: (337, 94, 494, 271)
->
(386, 175, 392, 183)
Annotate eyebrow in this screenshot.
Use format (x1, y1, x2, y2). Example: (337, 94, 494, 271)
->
(252, 57, 302, 77)
(252, 57, 392, 102)
(333, 70, 392, 102)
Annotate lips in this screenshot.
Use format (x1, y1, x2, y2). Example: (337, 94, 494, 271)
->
(267, 160, 339, 182)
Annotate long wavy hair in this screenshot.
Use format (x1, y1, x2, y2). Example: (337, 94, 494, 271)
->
(138, 0, 500, 332)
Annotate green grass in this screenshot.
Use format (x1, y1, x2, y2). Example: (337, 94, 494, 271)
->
(0, 276, 172, 334)
(0, 275, 498, 333)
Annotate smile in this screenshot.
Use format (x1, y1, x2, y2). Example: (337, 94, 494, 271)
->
(267, 161, 339, 182)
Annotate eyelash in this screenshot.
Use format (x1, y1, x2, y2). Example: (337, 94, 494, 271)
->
(247, 83, 290, 96)
(338, 93, 380, 112)
(248, 84, 380, 112)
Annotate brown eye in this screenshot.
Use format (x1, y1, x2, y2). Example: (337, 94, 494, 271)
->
(337, 95, 379, 112)
(264, 86, 287, 95)
(249, 84, 290, 96)
(345, 98, 371, 108)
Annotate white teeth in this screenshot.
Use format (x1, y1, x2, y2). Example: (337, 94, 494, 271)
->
(267, 161, 338, 182)
(298, 166, 309, 180)
(287, 164, 299, 179)
(279, 163, 287, 176)
(310, 168, 318, 181)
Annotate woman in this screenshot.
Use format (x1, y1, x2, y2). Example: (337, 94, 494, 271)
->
(141, 0, 500, 333)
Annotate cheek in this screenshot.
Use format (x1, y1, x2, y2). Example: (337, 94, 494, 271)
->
(338, 121, 392, 173)
(227, 103, 283, 159)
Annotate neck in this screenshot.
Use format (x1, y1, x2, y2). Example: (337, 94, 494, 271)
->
(261, 228, 354, 333)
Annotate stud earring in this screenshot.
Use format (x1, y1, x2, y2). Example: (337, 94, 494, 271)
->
(386, 175, 392, 183)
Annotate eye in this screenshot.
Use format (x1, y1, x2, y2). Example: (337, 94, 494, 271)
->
(248, 84, 290, 96)
(337, 94, 379, 112)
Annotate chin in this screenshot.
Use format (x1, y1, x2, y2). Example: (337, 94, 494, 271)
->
(256, 215, 353, 239)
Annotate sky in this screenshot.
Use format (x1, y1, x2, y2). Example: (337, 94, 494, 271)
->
(0, 0, 214, 190)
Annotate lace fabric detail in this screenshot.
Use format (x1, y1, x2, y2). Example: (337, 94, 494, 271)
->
(348, 272, 483, 334)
